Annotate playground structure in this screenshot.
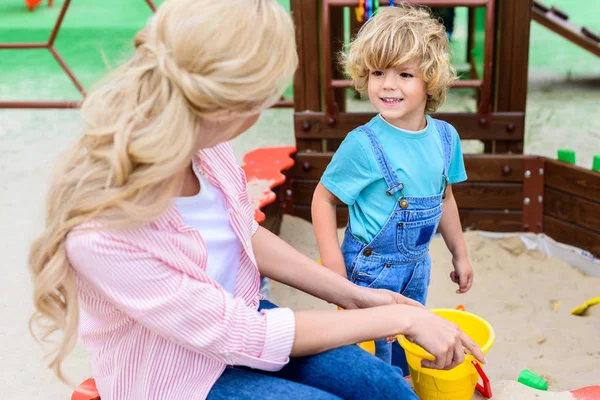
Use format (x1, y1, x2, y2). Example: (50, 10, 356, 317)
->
(1, 0, 598, 258)
(0, 2, 599, 397)
(273, 0, 600, 259)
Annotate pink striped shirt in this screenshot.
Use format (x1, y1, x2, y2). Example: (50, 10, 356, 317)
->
(65, 142, 296, 400)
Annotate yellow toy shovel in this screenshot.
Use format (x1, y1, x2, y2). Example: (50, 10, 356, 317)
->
(570, 296, 600, 316)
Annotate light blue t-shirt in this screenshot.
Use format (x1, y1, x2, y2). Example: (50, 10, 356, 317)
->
(321, 114, 467, 243)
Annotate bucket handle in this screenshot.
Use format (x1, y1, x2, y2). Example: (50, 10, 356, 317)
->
(472, 361, 492, 398)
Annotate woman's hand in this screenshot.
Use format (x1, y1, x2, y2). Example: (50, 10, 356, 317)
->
(343, 287, 425, 343)
(344, 286, 425, 310)
(403, 308, 486, 370)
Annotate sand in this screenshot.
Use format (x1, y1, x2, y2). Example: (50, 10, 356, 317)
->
(1, 109, 598, 398)
(272, 216, 600, 398)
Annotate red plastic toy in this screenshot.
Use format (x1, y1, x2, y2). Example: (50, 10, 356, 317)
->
(24, 0, 54, 12)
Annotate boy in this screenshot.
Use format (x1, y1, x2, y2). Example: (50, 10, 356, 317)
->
(312, 5, 473, 373)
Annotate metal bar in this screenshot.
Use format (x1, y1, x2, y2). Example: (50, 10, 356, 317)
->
(48, 46, 87, 96)
(331, 78, 482, 88)
(0, 101, 82, 109)
(145, 0, 157, 12)
(48, 0, 72, 46)
(0, 43, 48, 49)
(328, 0, 488, 6)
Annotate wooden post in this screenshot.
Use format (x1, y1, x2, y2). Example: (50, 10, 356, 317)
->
(493, 0, 532, 154)
(291, 0, 323, 151)
(327, 6, 347, 151)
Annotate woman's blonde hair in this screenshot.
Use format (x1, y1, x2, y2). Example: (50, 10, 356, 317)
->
(342, 5, 456, 112)
(28, 0, 297, 383)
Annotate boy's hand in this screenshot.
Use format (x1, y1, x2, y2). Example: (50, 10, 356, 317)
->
(450, 257, 473, 294)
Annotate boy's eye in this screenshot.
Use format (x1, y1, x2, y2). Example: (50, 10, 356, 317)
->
(371, 70, 384, 76)
(400, 73, 413, 78)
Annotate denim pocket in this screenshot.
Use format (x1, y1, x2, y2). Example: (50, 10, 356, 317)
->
(352, 258, 391, 289)
(396, 214, 441, 260)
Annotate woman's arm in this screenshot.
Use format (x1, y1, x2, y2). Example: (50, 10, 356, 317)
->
(253, 224, 380, 310)
(292, 304, 485, 370)
(68, 228, 484, 373)
(253, 224, 424, 310)
(311, 182, 347, 277)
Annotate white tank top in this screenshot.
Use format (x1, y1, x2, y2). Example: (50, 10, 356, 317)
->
(174, 168, 241, 293)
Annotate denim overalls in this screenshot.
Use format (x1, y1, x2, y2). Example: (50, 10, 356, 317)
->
(340, 119, 453, 373)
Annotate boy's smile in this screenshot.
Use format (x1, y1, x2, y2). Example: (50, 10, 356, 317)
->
(367, 60, 429, 131)
(380, 97, 404, 106)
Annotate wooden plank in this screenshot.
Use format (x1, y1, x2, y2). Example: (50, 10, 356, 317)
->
(294, 205, 522, 233)
(293, 178, 523, 210)
(453, 182, 523, 209)
(296, 139, 323, 152)
(544, 188, 600, 234)
(260, 194, 283, 235)
(544, 215, 600, 258)
(294, 205, 349, 228)
(290, 0, 307, 111)
(293, 153, 528, 182)
(545, 159, 600, 203)
(459, 209, 523, 232)
(293, 152, 333, 180)
(292, 179, 320, 205)
(295, 111, 525, 141)
(464, 154, 525, 182)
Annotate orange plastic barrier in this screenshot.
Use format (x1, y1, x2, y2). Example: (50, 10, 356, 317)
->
(71, 377, 99, 400)
(241, 146, 296, 223)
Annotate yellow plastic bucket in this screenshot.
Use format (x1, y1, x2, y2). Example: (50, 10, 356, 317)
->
(398, 309, 495, 400)
(357, 340, 375, 354)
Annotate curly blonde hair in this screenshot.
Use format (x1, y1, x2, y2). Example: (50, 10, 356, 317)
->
(342, 5, 457, 112)
(28, 0, 297, 384)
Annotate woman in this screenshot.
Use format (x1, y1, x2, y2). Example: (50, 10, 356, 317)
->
(29, 0, 484, 398)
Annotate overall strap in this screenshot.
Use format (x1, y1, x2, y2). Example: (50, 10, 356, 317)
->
(358, 126, 405, 197)
(433, 119, 453, 177)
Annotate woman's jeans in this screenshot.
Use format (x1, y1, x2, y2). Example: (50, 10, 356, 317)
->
(208, 300, 418, 400)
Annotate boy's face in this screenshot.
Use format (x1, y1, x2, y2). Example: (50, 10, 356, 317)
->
(366, 60, 429, 131)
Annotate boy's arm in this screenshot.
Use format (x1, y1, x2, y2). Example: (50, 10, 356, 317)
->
(438, 185, 473, 293)
(311, 182, 347, 278)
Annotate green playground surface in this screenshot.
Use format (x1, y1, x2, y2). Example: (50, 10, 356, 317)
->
(0, 0, 598, 102)
(0, 0, 598, 168)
